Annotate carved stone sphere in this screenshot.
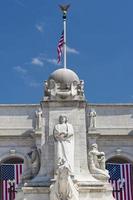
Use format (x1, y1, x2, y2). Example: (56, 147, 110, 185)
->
(48, 68, 80, 85)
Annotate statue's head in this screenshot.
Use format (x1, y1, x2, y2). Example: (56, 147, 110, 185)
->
(90, 109, 96, 113)
(59, 115, 67, 124)
(91, 143, 98, 149)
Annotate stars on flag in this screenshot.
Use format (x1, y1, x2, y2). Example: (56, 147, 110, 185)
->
(106, 163, 133, 200)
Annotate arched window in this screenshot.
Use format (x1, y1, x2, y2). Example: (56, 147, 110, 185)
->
(0, 157, 24, 200)
(106, 156, 131, 164)
(106, 156, 133, 200)
(1, 156, 24, 164)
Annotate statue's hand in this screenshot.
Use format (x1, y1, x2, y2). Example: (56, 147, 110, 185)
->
(100, 152, 105, 156)
(55, 133, 66, 141)
(66, 133, 73, 138)
(60, 133, 65, 140)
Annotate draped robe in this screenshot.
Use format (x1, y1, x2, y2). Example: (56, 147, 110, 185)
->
(53, 122, 74, 172)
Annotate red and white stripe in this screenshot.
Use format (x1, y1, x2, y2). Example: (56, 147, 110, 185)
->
(2, 181, 10, 200)
(57, 31, 64, 63)
(1, 164, 23, 200)
(110, 163, 133, 200)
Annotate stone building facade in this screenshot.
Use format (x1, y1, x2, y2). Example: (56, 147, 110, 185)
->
(0, 103, 133, 166)
(0, 68, 133, 199)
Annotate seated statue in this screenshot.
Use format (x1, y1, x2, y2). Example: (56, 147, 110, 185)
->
(21, 146, 41, 182)
(88, 143, 110, 181)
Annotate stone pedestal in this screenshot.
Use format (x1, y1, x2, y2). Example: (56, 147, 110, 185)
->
(16, 182, 114, 200)
(78, 182, 114, 200)
(16, 187, 49, 200)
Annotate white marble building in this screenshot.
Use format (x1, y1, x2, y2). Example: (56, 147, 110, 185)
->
(0, 68, 132, 199)
(0, 104, 132, 165)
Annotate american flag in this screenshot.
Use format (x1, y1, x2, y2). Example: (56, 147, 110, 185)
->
(0, 164, 23, 200)
(57, 31, 64, 63)
(106, 163, 133, 200)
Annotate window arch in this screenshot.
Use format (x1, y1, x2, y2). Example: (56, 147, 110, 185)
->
(106, 155, 131, 164)
(1, 156, 24, 164)
(0, 156, 24, 199)
(106, 155, 133, 199)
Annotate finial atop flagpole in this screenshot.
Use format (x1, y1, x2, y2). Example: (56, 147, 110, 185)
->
(59, 4, 70, 16)
(59, 4, 70, 69)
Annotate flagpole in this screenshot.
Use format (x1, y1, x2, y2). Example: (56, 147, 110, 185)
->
(59, 5, 70, 69)
(63, 11, 67, 69)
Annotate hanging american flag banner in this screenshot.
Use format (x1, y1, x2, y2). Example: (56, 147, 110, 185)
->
(0, 164, 23, 200)
(57, 31, 64, 63)
(106, 163, 133, 200)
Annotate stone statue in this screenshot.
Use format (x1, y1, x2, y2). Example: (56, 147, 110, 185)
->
(70, 81, 77, 97)
(44, 80, 50, 97)
(88, 143, 110, 181)
(53, 115, 74, 172)
(88, 109, 96, 128)
(35, 108, 42, 130)
(77, 80, 84, 96)
(50, 161, 79, 200)
(30, 147, 41, 177)
(44, 76, 85, 100)
(21, 146, 41, 182)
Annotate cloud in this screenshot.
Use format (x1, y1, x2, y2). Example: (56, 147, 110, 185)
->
(45, 58, 58, 65)
(33, 54, 59, 66)
(35, 24, 44, 33)
(13, 65, 41, 88)
(31, 58, 44, 66)
(13, 66, 27, 74)
(22, 76, 41, 88)
(39, 55, 59, 66)
(66, 46, 79, 54)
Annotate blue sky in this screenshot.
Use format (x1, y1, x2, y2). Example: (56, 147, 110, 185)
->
(0, 0, 133, 104)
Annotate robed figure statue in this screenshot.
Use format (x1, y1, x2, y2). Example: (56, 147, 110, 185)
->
(53, 115, 74, 172)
